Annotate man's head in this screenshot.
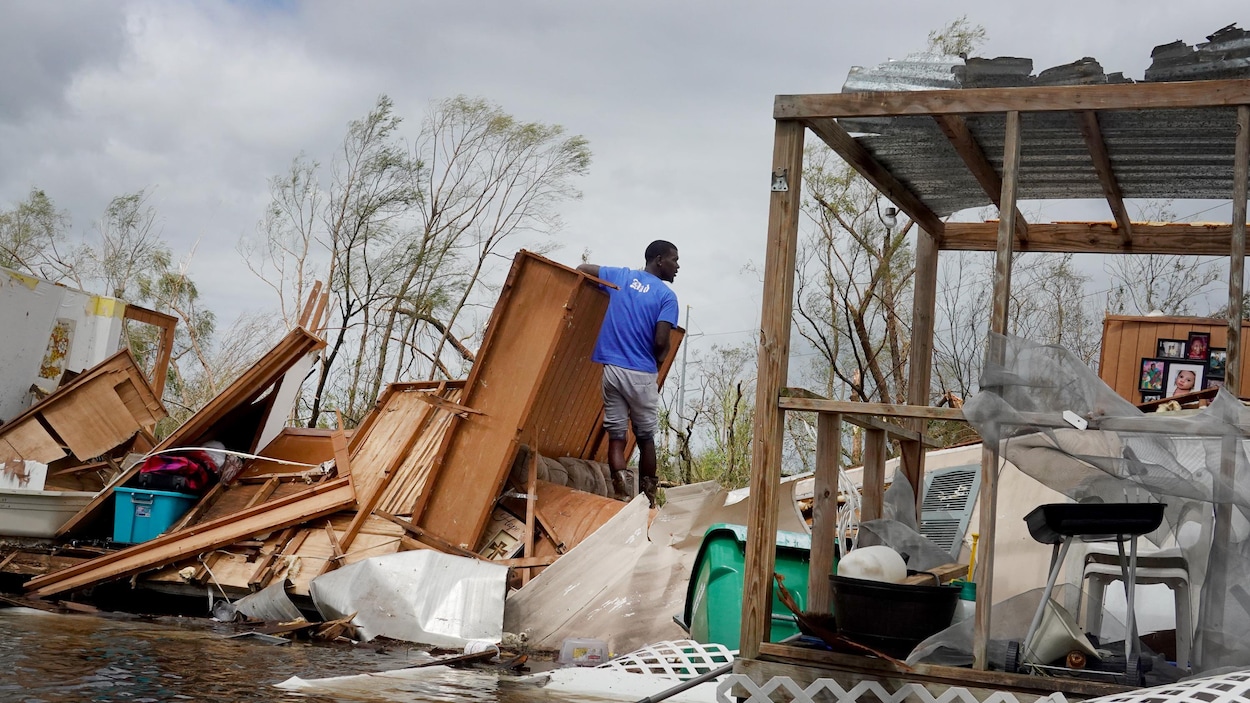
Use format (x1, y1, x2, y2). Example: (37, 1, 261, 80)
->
(644, 240, 679, 282)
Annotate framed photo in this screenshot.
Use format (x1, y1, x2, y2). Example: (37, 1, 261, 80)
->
(1186, 332, 1212, 361)
(1165, 361, 1205, 398)
(1156, 338, 1187, 359)
(1140, 392, 1162, 403)
(1205, 377, 1225, 391)
(1139, 358, 1167, 392)
(1208, 347, 1227, 379)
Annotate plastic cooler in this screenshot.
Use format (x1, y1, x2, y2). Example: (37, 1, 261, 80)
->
(113, 487, 198, 544)
(683, 523, 822, 649)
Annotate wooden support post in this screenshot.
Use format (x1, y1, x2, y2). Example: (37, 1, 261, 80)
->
(1227, 105, 1249, 395)
(808, 413, 841, 614)
(521, 442, 538, 586)
(861, 429, 888, 522)
(901, 227, 940, 518)
(740, 119, 805, 659)
(973, 110, 1022, 671)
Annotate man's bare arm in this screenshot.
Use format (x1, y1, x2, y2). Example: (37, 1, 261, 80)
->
(653, 321, 672, 365)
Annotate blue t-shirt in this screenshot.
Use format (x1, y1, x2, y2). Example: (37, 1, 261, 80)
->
(591, 267, 679, 373)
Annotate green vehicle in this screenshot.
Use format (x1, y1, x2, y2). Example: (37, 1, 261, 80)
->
(683, 523, 829, 649)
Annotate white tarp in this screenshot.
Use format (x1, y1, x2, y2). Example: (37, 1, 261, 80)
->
(309, 550, 507, 648)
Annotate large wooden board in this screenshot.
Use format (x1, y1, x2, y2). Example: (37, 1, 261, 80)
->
(1098, 314, 1249, 402)
(40, 372, 139, 460)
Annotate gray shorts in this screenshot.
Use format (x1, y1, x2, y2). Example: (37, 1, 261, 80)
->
(602, 365, 660, 441)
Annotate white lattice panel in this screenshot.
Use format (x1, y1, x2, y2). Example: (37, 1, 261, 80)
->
(716, 675, 1070, 703)
(1084, 669, 1250, 703)
(599, 639, 735, 679)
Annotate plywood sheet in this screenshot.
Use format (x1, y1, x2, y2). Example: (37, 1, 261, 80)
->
(0, 418, 66, 463)
(40, 372, 140, 460)
(415, 254, 580, 549)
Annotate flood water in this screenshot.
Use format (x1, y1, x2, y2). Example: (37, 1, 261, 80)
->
(0, 607, 560, 702)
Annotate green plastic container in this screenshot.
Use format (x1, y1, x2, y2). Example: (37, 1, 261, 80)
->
(683, 523, 828, 649)
(112, 487, 198, 544)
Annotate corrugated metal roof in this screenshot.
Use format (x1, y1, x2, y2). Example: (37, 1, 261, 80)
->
(836, 25, 1250, 218)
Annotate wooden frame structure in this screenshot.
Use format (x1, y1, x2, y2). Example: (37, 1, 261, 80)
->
(738, 77, 1250, 697)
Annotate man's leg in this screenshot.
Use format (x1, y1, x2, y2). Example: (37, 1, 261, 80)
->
(637, 436, 659, 508)
(602, 367, 635, 498)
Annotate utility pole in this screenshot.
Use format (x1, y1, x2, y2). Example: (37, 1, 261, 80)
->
(677, 305, 691, 483)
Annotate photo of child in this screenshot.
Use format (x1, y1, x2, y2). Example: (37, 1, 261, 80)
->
(1209, 347, 1227, 379)
(1187, 332, 1211, 361)
(1140, 358, 1166, 392)
(1165, 362, 1205, 398)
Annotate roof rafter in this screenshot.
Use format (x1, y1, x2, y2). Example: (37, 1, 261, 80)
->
(802, 117, 945, 237)
(1075, 110, 1133, 245)
(776, 79, 1250, 119)
(941, 221, 1242, 255)
(932, 114, 1029, 243)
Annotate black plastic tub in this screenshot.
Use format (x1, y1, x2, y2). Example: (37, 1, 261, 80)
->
(831, 574, 961, 658)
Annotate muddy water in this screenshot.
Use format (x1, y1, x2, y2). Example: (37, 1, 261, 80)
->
(0, 607, 555, 702)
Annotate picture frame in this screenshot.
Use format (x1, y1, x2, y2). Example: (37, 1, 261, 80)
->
(1186, 331, 1212, 361)
(1156, 338, 1187, 359)
(1139, 357, 1167, 392)
(1208, 347, 1227, 379)
(1205, 377, 1225, 391)
(1165, 361, 1205, 398)
(1140, 392, 1162, 403)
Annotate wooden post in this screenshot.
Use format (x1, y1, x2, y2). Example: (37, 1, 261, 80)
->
(973, 110, 1021, 671)
(1227, 105, 1249, 395)
(521, 441, 538, 585)
(861, 429, 888, 522)
(739, 119, 805, 659)
(808, 412, 841, 614)
(901, 227, 940, 518)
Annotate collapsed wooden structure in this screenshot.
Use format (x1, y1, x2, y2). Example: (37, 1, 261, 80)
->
(3, 252, 682, 620)
(737, 75, 1250, 699)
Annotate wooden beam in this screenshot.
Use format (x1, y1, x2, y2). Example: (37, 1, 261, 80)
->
(123, 305, 177, 400)
(932, 115, 1028, 241)
(804, 117, 945, 237)
(297, 280, 324, 328)
(521, 442, 538, 586)
(941, 221, 1245, 255)
(413, 391, 484, 417)
(375, 510, 483, 561)
(498, 555, 558, 569)
(740, 119, 805, 661)
(1075, 111, 1133, 244)
(902, 226, 941, 516)
(777, 397, 964, 421)
(861, 429, 888, 523)
(974, 109, 1022, 671)
(775, 78, 1250, 119)
(26, 478, 355, 598)
(808, 413, 840, 614)
(780, 388, 941, 445)
(1228, 104, 1250, 395)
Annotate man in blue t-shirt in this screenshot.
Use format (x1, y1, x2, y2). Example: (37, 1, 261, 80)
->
(577, 240, 680, 507)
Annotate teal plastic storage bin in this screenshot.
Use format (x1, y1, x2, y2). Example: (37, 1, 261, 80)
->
(683, 523, 830, 649)
(113, 487, 197, 544)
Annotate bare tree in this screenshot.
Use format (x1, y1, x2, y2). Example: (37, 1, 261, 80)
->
(1105, 201, 1222, 316)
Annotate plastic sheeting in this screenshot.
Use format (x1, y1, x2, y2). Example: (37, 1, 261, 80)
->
(309, 550, 507, 648)
(962, 333, 1250, 673)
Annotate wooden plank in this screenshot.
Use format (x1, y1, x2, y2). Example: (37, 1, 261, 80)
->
(167, 481, 226, 533)
(740, 119, 805, 660)
(808, 413, 839, 614)
(1075, 110, 1132, 244)
(297, 280, 323, 328)
(26, 477, 355, 598)
(521, 441, 538, 586)
(375, 510, 483, 560)
(323, 520, 345, 565)
(941, 221, 1245, 255)
(777, 397, 964, 421)
(414, 392, 483, 417)
(804, 117, 945, 237)
(932, 115, 1028, 240)
(1228, 104, 1249, 395)
(775, 78, 1250, 119)
(901, 562, 969, 585)
(497, 555, 558, 569)
(533, 507, 566, 554)
(901, 226, 941, 513)
(39, 372, 139, 460)
(974, 109, 1022, 671)
(861, 429, 887, 523)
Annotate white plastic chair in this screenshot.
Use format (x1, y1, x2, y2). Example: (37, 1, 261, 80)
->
(1081, 545, 1191, 669)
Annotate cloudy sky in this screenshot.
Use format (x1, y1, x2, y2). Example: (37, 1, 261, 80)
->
(1, 1, 1244, 361)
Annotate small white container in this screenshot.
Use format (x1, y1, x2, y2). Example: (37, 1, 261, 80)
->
(559, 637, 608, 667)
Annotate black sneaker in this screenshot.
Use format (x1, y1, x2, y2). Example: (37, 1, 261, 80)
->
(640, 475, 659, 508)
(612, 470, 633, 499)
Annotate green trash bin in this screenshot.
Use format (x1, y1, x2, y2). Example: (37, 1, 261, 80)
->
(683, 523, 833, 649)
